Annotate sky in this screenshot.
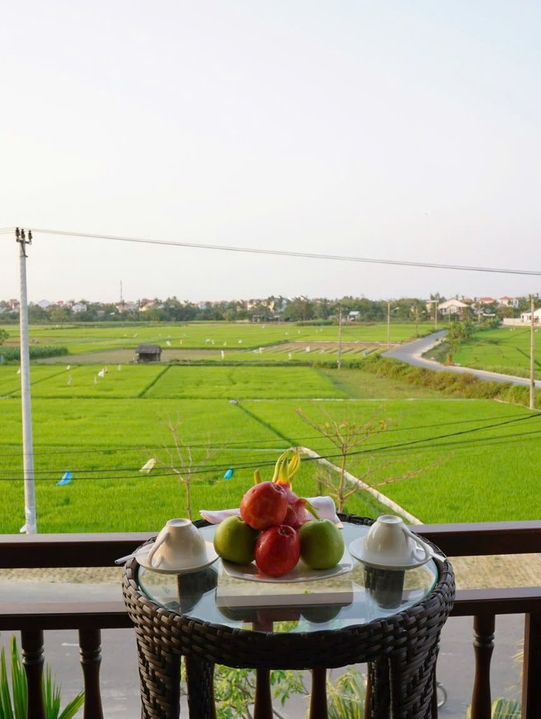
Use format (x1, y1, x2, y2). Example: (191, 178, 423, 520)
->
(1, 1, 541, 303)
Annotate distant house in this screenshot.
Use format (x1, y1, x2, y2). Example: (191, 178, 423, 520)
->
(71, 302, 87, 314)
(520, 308, 541, 324)
(116, 301, 138, 314)
(135, 344, 162, 363)
(477, 297, 497, 307)
(437, 299, 469, 318)
(498, 296, 519, 309)
(36, 299, 52, 309)
(140, 301, 162, 313)
(347, 311, 361, 321)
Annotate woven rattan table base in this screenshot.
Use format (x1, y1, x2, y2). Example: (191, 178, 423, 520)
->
(122, 514, 455, 719)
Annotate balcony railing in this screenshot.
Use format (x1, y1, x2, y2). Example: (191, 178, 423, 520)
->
(1, 521, 540, 719)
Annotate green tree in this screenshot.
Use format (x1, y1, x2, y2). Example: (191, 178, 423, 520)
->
(49, 306, 71, 325)
(283, 297, 315, 322)
(0, 329, 8, 345)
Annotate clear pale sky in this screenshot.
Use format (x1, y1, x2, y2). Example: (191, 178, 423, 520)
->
(1, 1, 540, 302)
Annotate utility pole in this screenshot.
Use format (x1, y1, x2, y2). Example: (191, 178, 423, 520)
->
(415, 305, 419, 337)
(530, 294, 536, 410)
(337, 308, 343, 369)
(16, 228, 37, 533)
(387, 300, 391, 348)
(434, 300, 438, 330)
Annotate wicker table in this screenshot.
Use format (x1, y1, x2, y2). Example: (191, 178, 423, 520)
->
(123, 515, 455, 719)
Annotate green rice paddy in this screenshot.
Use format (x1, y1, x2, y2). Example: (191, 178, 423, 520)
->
(1, 322, 539, 533)
(0, 321, 430, 355)
(446, 326, 541, 379)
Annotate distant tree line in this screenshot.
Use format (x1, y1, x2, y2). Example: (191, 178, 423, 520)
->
(0, 296, 432, 324)
(0, 293, 531, 324)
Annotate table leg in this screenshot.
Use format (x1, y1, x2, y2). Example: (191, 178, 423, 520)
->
(254, 668, 273, 719)
(366, 658, 390, 719)
(185, 656, 216, 719)
(389, 641, 439, 719)
(308, 668, 328, 719)
(135, 632, 181, 719)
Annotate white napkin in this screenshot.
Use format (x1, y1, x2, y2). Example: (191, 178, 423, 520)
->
(200, 496, 341, 526)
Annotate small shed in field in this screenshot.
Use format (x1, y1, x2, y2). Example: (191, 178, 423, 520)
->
(135, 344, 162, 363)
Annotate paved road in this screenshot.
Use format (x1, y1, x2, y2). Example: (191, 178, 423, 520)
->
(384, 330, 541, 389)
(0, 580, 523, 718)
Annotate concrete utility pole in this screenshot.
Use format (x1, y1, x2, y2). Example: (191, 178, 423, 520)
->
(387, 300, 391, 348)
(337, 308, 343, 369)
(411, 305, 419, 337)
(530, 294, 536, 410)
(16, 228, 37, 533)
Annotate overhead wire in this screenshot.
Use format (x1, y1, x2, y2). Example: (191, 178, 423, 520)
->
(28, 227, 541, 277)
(0, 412, 536, 457)
(0, 411, 537, 480)
(3, 226, 540, 490)
(0, 409, 531, 459)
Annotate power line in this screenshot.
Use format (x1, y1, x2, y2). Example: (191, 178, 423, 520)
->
(0, 411, 537, 480)
(0, 409, 530, 459)
(0, 425, 539, 481)
(28, 227, 541, 277)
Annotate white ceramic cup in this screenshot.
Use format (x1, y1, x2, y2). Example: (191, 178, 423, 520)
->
(364, 515, 430, 566)
(147, 518, 207, 571)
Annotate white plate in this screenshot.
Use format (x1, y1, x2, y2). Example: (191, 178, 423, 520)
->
(348, 537, 434, 571)
(221, 548, 353, 583)
(135, 541, 219, 575)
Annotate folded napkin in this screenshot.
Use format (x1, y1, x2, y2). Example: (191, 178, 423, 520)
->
(200, 496, 341, 526)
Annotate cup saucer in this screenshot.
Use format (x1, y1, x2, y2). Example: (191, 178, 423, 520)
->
(349, 537, 433, 571)
(135, 541, 219, 575)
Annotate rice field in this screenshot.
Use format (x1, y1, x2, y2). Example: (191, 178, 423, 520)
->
(449, 326, 541, 379)
(0, 321, 430, 355)
(1, 356, 540, 532)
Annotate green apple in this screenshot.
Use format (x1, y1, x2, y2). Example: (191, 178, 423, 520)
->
(213, 515, 259, 565)
(299, 519, 344, 570)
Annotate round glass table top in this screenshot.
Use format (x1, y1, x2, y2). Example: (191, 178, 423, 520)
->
(138, 522, 438, 635)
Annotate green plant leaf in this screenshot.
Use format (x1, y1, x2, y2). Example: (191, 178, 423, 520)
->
(10, 637, 27, 719)
(0, 637, 84, 719)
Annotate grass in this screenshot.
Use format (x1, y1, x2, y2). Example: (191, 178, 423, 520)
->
(0, 366, 68, 397)
(0, 398, 283, 532)
(145, 366, 345, 399)
(319, 368, 445, 399)
(0, 321, 431, 355)
(2, 365, 165, 399)
(2, 333, 541, 531)
(437, 326, 541, 379)
(241, 399, 541, 523)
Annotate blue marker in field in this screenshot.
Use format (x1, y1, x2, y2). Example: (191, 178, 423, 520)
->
(57, 471, 73, 487)
(223, 468, 235, 481)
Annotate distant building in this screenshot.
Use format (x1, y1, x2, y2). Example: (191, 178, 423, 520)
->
(498, 296, 519, 308)
(71, 302, 87, 314)
(347, 311, 361, 321)
(116, 301, 138, 314)
(140, 301, 162, 313)
(437, 299, 469, 318)
(520, 308, 541, 323)
(135, 344, 162, 363)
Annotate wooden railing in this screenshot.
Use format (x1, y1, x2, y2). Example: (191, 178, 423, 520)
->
(1, 522, 540, 718)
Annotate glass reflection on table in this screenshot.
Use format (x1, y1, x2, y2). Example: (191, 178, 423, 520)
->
(139, 522, 438, 634)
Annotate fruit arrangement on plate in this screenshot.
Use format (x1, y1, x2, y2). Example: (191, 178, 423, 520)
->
(213, 450, 345, 579)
